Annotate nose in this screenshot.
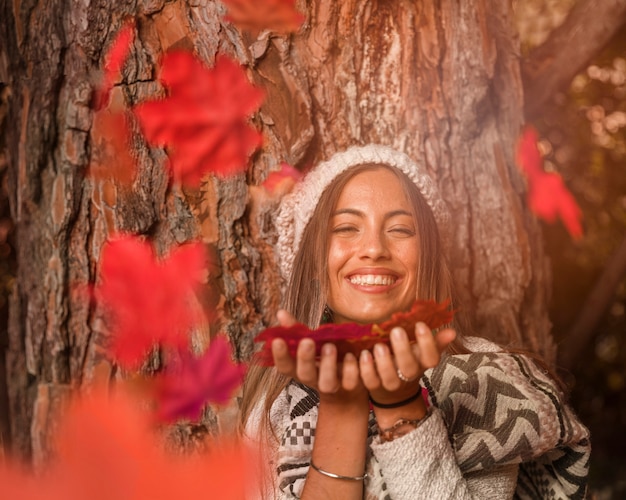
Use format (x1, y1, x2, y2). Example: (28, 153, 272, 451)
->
(359, 228, 391, 260)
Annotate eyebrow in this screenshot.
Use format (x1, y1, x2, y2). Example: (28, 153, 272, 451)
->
(331, 208, 413, 219)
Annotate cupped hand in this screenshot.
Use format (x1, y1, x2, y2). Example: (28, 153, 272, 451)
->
(359, 322, 456, 406)
(271, 310, 368, 404)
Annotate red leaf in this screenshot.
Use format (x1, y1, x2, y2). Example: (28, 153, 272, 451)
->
(0, 391, 255, 499)
(95, 235, 207, 369)
(254, 299, 454, 366)
(515, 125, 543, 180)
(515, 125, 583, 240)
(222, 0, 305, 34)
(261, 162, 302, 195)
(529, 172, 583, 240)
(94, 21, 135, 111)
(88, 103, 137, 185)
(154, 336, 247, 422)
(133, 52, 264, 185)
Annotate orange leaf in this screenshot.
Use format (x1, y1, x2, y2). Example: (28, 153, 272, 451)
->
(261, 162, 302, 195)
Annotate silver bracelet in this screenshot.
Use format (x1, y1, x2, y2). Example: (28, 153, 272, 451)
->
(310, 460, 368, 482)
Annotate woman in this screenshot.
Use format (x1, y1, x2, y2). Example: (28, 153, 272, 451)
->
(241, 145, 590, 499)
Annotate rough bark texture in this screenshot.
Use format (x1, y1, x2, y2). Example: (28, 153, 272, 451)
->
(0, 0, 553, 460)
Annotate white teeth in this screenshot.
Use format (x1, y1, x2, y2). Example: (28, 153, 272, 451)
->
(349, 275, 396, 286)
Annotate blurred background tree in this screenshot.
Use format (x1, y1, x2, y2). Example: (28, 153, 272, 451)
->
(516, 0, 626, 496)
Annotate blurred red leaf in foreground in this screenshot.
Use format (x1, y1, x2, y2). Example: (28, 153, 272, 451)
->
(516, 125, 583, 240)
(255, 299, 454, 365)
(95, 235, 207, 369)
(133, 52, 264, 185)
(155, 336, 247, 422)
(0, 391, 254, 500)
(222, 0, 305, 34)
(261, 162, 302, 195)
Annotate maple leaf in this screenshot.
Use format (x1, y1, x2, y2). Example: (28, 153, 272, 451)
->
(222, 0, 305, 34)
(0, 390, 255, 500)
(154, 336, 247, 422)
(254, 299, 454, 366)
(528, 172, 583, 240)
(93, 21, 135, 111)
(133, 52, 264, 185)
(261, 162, 302, 195)
(515, 125, 583, 240)
(515, 125, 543, 180)
(95, 235, 207, 369)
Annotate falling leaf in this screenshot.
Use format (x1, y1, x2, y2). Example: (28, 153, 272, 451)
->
(154, 336, 247, 422)
(95, 235, 207, 369)
(94, 21, 135, 111)
(0, 390, 255, 500)
(222, 0, 305, 34)
(528, 172, 583, 240)
(255, 299, 454, 366)
(515, 125, 583, 240)
(515, 125, 543, 180)
(261, 162, 302, 195)
(133, 52, 264, 185)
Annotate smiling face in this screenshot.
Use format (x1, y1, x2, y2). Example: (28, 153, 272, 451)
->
(326, 167, 419, 324)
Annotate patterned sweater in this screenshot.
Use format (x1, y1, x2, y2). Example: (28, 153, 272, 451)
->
(244, 337, 590, 499)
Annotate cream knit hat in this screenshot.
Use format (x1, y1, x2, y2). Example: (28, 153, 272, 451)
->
(275, 144, 450, 283)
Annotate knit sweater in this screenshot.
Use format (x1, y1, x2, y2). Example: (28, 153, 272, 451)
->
(244, 337, 590, 499)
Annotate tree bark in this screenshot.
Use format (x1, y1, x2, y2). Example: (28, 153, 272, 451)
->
(522, 0, 626, 120)
(1, 0, 554, 460)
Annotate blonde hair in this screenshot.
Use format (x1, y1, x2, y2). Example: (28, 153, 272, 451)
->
(240, 164, 468, 431)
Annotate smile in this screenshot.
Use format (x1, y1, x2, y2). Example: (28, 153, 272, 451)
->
(348, 274, 397, 286)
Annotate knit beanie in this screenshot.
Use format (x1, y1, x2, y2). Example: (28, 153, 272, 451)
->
(275, 144, 450, 283)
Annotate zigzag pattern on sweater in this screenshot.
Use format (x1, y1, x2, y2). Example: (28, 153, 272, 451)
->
(423, 350, 590, 500)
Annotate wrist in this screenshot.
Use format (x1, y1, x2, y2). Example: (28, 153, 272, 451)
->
(372, 397, 427, 429)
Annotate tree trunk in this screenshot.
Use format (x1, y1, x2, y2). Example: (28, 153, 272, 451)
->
(0, 0, 552, 460)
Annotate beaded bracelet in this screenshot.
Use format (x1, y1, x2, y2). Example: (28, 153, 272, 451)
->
(310, 460, 368, 482)
(378, 408, 433, 442)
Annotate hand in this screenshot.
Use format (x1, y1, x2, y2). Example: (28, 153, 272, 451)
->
(271, 310, 368, 405)
(359, 322, 456, 406)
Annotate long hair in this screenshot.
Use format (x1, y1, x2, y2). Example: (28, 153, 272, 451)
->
(239, 163, 468, 431)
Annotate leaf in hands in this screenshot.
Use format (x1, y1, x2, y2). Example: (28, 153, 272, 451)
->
(154, 336, 247, 422)
(133, 52, 264, 185)
(95, 235, 207, 369)
(222, 0, 305, 34)
(515, 125, 583, 240)
(372, 298, 454, 336)
(254, 299, 454, 366)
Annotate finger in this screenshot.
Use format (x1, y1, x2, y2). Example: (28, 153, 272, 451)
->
(435, 328, 457, 351)
(414, 322, 441, 369)
(390, 327, 419, 381)
(318, 343, 340, 393)
(296, 338, 318, 385)
(359, 349, 381, 391)
(272, 338, 296, 376)
(277, 309, 298, 327)
(341, 352, 360, 391)
(373, 343, 402, 391)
